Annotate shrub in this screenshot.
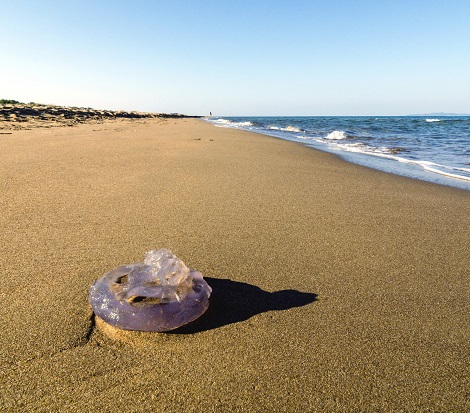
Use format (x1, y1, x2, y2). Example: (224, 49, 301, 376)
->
(0, 99, 23, 105)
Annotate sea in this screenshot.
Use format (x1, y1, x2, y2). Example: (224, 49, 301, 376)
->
(204, 116, 470, 191)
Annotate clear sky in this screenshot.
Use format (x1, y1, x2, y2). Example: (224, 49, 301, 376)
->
(2, 0, 469, 115)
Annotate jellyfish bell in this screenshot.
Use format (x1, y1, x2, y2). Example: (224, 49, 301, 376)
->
(89, 249, 212, 332)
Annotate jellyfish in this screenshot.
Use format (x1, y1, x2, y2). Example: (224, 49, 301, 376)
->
(89, 249, 212, 332)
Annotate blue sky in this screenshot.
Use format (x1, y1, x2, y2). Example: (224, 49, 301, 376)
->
(2, 0, 469, 115)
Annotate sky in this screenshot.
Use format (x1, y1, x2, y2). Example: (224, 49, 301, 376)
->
(1, 0, 470, 116)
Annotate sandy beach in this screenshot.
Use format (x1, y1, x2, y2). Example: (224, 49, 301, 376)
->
(1, 117, 469, 412)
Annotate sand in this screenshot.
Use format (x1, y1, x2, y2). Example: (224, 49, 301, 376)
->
(0, 118, 468, 412)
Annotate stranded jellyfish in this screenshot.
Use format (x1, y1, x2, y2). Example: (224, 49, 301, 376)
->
(89, 249, 212, 332)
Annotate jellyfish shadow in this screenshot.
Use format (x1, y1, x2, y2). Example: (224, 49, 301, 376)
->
(170, 277, 317, 334)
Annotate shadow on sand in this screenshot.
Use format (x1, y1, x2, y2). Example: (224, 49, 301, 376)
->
(170, 277, 317, 334)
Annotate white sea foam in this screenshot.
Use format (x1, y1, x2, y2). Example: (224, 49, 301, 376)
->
(324, 131, 347, 140)
(314, 136, 470, 181)
(327, 142, 470, 182)
(393, 159, 470, 181)
(208, 118, 254, 128)
(413, 161, 470, 181)
(426, 118, 441, 122)
(268, 125, 302, 133)
(327, 141, 388, 155)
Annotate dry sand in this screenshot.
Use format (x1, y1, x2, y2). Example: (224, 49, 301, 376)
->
(0, 118, 469, 412)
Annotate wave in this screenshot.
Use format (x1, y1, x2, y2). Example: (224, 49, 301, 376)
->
(317, 140, 392, 155)
(399, 160, 470, 182)
(324, 131, 347, 140)
(426, 118, 441, 122)
(206, 117, 304, 133)
(207, 117, 255, 128)
(268, 125, 303, 133)
(317, 138, 470, 182)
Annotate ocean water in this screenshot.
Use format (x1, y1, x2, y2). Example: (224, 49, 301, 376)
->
(204, 116, 470, 191)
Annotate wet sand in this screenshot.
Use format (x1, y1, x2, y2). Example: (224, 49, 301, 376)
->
(1, 118, 468, 412)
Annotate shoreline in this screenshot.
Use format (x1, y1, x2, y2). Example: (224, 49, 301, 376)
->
(203, 116, 470, 191)
(1, 118, 468, 411)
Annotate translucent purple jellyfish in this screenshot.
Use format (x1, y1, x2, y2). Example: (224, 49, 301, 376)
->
(89, 249, 212, 332)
